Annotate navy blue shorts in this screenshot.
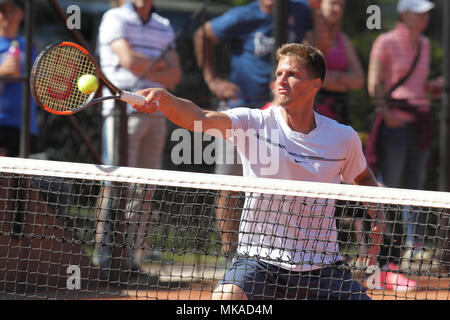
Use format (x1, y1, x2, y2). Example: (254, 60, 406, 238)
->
(217, 257, 370, 300)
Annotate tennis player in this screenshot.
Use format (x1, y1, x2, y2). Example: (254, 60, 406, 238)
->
(131, 43, 385, 300)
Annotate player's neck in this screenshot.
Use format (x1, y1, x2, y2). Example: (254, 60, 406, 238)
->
(281, 104, 316, 134)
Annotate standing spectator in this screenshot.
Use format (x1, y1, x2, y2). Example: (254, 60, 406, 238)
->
(193, 0, 324, 260)
(94, 0, 182, 272)
(367, 0, 441, 290)
(303, 0, 364, 124)
(0, 0, 38, 157)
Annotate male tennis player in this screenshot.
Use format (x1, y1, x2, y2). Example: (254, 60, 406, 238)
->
(131, 43, 385, 300)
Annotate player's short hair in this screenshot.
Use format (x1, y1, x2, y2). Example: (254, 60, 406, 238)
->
(276, 43, 326, 83)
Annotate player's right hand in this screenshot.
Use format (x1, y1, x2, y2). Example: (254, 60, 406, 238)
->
(133, 88, 164, 114)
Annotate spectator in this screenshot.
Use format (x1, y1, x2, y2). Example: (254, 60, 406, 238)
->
(367, 0, 441, 290)
(0, 0, 38, 157)
(94, 0, 182, 272)
(193, 0, 324, 259)
(303, 0, 364, 124)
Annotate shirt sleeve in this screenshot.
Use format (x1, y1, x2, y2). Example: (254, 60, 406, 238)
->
(98, 10, 125, 45)
(209, 7, 246, 41)
(340, 130, 367, 184)
(224, 107, 264, 144)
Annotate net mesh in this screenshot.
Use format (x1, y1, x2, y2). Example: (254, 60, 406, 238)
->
(0, 156, 448, 300)
(32, 44, 97, 114)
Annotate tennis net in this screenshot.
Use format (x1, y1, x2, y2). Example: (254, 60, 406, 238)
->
(0, 156, 448, 300)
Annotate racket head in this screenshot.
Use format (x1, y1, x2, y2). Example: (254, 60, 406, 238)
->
(30, 42, 100, 115)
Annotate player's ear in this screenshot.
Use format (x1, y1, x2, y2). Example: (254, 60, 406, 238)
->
(312, 78, 322, 91)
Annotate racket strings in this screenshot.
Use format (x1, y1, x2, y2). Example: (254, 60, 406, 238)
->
(33, 45, 97, 114)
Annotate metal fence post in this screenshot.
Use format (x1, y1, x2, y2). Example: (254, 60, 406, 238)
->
(272, 0, 288, 77)
(19, 0, 34, 158)
(440, 0, 450, 192)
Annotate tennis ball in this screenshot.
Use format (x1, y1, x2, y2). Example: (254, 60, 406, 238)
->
(77, 74, 99, 95)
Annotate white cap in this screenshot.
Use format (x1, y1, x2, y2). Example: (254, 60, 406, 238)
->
(397, 0, 435, 14)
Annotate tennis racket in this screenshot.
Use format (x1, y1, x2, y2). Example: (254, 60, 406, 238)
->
(30, 41, 146, 115)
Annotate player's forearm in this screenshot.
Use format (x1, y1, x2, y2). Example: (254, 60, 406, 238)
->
(353, 167, 378, 188)
(157, 91, 210, 132)
(134, 87, 231, 136)
(353, 167, 385, 223)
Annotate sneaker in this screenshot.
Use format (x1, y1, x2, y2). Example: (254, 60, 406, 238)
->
(379, 263, 417, 292)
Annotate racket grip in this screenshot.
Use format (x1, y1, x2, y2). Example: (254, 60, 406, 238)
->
(121, 91, 146, 106)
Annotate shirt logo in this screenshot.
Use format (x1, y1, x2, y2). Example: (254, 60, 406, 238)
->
(255, 133, 346, 163)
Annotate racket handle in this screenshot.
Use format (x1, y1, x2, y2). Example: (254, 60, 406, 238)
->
(120, 91, 146, 106)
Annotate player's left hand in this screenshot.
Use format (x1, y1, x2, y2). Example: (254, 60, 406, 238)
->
(366, 210, 386, 266)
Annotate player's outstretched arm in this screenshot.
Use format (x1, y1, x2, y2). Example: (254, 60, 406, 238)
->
(132, 88, 231, 138)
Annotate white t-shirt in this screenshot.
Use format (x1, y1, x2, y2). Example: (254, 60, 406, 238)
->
(97, 2, 176, 116)
(224, 106, 367, 271)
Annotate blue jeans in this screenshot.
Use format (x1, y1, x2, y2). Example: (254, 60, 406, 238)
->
(378, 123, 430, 247)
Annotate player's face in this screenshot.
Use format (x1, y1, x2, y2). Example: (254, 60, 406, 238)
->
(274, 56, 320, 108)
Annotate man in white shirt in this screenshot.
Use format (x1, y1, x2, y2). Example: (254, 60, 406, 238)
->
(131, 43, 384, 300)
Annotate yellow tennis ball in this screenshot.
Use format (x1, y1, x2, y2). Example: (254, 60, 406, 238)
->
(77, 74, 99, 95)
